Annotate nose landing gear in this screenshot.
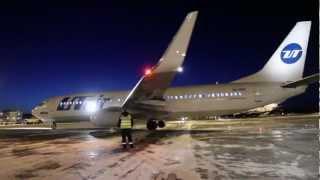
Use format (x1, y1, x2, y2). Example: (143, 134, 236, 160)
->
(51, 121, 57, 130)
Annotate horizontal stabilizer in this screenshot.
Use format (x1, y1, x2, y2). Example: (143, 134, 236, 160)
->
(282, 73, 319, 88)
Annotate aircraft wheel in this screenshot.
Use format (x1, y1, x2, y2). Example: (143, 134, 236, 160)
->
(147, 119, 157, 131)
(158, 120, 165, 128)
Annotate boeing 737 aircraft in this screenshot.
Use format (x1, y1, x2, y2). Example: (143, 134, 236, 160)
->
(32, 11, 318, 130)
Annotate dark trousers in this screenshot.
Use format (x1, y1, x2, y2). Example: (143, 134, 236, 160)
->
(121, 129, 133, 144)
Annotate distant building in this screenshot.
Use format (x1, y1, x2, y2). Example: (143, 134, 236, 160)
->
(1, 110, 23, 123)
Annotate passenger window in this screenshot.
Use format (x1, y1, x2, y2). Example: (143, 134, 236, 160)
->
(57, 97, 71, 111)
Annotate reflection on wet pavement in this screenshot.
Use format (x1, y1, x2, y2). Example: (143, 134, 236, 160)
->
(190, 127, 318, 179)
(0, 115, 317, 179)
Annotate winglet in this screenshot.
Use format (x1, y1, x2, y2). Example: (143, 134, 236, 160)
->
(122, 11, 198, 109)
(153, 11, 198, 73)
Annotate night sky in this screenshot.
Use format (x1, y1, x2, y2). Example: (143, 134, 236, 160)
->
(0, 1, 318, 112)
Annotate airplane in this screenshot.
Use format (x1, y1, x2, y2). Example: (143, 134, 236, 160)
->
(32, 11, 318, 130)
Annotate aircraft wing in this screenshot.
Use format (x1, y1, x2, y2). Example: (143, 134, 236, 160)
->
(282, 73, 319, 88)
(122, 11, 198, 109)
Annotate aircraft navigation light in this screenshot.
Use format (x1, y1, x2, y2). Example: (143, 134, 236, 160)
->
(145, 68, 152, 75)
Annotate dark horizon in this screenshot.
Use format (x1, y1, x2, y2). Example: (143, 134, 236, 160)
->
(0, 1, 318, 112)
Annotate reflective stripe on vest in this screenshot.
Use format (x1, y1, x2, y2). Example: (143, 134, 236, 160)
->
(120, 114, 132, 129)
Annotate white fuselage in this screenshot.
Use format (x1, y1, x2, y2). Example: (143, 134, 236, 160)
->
(31, 17, 313, 128)
(32, 82, 306, 126)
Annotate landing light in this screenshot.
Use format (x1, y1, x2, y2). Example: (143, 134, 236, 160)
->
(177, 66, 183, 72)
(85, 101, 97, 113)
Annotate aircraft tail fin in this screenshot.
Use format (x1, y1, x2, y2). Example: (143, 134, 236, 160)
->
(234, 21, 311, 83)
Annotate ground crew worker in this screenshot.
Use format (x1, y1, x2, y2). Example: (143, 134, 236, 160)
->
(118, 110, 134, 149)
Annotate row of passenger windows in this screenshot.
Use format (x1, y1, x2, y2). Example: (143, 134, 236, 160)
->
(166, 91, 243, 100)
(59, 98, 123, 106)
(60, 101, 83, 105)
(59, 91, 243, 106)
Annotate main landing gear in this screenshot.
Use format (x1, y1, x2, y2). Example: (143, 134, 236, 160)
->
(146, 119, 166, 130)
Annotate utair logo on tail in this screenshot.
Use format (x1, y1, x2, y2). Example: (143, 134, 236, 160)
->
(280, 43, 303, 64)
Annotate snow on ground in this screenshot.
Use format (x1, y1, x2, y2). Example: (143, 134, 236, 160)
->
(0, 116, 317, 180)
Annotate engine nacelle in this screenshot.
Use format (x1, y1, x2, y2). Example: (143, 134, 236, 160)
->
(90, 107, 122, 127)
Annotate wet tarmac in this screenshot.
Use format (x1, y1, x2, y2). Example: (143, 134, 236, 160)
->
(0, 115, 318, 180)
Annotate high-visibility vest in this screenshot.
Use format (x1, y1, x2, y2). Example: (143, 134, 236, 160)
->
(120, 114, 132, 129)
